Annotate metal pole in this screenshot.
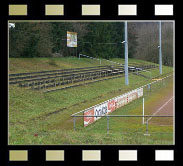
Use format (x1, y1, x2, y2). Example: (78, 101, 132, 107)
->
(146, 120, 148, 134)
(143, 97, 144, 124)
(148, 84, 151, 92)
(107, 116, 109, 133)
(73, 116, 76, 131)
(159, 21, 162, 75)
(150, 84, 151, 91)
(124, 21, 129, 85)
(72, 47, 74, 58)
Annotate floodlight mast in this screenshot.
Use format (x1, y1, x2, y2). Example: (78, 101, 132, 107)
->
(159, 21, 162, 75)
(124, 21, 129, 85)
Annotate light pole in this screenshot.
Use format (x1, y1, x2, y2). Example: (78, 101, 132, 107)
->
(124, 21, 129, 85)
(159, 21, 162, 75)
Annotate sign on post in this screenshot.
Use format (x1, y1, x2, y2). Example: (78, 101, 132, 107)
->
(67, 31, 77, 47)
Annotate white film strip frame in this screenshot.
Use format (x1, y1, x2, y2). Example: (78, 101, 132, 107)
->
(8, 4, 174, 16)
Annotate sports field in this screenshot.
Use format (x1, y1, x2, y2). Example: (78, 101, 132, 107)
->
(8, 57, 174, 145)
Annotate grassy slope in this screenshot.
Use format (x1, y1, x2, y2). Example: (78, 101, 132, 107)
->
(9, 57, 160, 74)
(9, 57, 111, 73)
(9, 57, 173, 145)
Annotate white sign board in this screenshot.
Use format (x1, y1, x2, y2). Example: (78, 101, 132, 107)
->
(67, 31, 77, 47)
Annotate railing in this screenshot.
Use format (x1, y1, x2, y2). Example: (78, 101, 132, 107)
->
(70, 74, 173, 137)
(71, 115, 173, 135)
(71, 74, 173, 117)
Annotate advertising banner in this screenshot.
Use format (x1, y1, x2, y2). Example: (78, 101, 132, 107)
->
(94, 103, 108, 121)
(67, 31, 77, 47)
(84, 108, 95, 126)
(84, 88, 143, 127)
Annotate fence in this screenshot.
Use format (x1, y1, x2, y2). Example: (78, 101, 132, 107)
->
(79, 53, 123, 66)
(71, 115, 173, 135)
(71, 74, 174, 135)
(141, 73, 173, 101)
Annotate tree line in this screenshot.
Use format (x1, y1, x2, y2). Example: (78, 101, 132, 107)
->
(9, 22, 173, 66)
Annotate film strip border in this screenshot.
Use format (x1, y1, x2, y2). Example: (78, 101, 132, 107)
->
(6, 149, 176, 163)
(7, 2, 175, 17)
(2, 1, 179, 166)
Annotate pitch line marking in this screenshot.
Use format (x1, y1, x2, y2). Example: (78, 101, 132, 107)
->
(147, 96, 174, 122)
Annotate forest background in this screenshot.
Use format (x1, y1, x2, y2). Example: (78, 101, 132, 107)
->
(9, 22, 173, 66)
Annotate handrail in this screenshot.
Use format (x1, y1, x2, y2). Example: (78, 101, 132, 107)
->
(71, 115, 173, 117)
(71, 74, 173, 117)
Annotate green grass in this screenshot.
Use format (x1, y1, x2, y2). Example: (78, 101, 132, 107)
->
(8, 57, 174, 145)
(9, 57, 111, 73)
(110, 58, 156, 65)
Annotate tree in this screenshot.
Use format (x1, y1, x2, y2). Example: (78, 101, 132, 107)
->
(9, 22, 53, 57)
(134, 22, 173, 66)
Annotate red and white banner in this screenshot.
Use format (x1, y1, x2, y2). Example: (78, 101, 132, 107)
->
(84, 88, 143, 127)
(84, 108, 95, 126)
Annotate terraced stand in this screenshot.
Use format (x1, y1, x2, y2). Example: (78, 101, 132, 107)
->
(9, 64, 157, 92)
(9, 65, 113, 83)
